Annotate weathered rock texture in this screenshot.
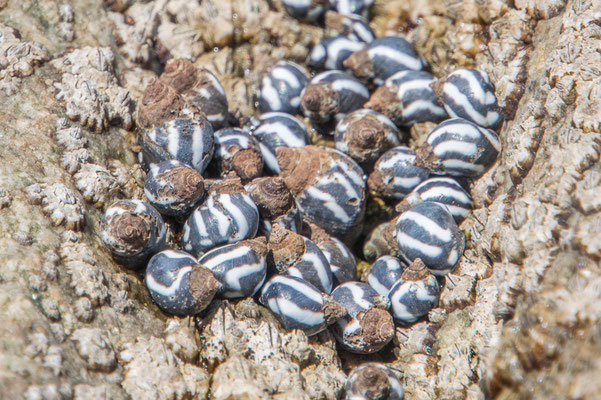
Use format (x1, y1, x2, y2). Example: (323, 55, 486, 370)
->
(0, 0, 599, 399)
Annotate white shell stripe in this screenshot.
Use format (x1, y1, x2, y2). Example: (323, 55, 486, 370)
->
(273, 297, 324, 326)
(270, 275, 324, 304)
(302, 251, 332, 292)
(331, 79, 370, 98)
(224, 261, 264, 292)
(304, 186, 351, 223)
(397, 232, 442, 258)
(369, 46, 422, 70)
(201, 246, 252, 269)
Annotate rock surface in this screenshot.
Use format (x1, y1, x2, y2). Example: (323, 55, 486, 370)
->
(0, 0, 599, 399)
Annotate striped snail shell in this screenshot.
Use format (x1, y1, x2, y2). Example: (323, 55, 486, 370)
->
(276, 145, 366, 243)
(395, 201, 465, 276)
(144, 160, 205, 218)
(259, 275, 346, 336)
(257, 61, 309, 115)
(365, 256, 407, 296)
(330, 282, 394, 354)
(308, 35, 365, 71)
(267, 224, 334, 293)
(100, 200, 167, 269)
(181, 180, 260, 257)
(325, 11, 374, 44)
(197, 238, 267, 299)
(212, 128, 263, 182)
(145, 249, 220, 317)
(307, 222, 356, 286)
(388, 259, 440, 324)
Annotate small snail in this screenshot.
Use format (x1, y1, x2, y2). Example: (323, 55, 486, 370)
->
(335, 109, 402, 169)
(259, 275, 346, 336)
(365, 256, 407, 296)
(258, 61, 310, 115)
(344, 363, 404, 400)
(415, 118, 501, 178)
(367, 146, 431, 200)
(330, 282, 394, 353)
(344, 36, 426, 86)
(100, 200, 167, 269)
(276, 145, 366, 243)
(144, 160, 205, 218)
(198, 238, 267, 299)
(365, 70, 447, 127)
(138, 116, 214, 174)
(307, 222, 357, 286)
(396, 177, 472, 224)
(301, 70, 369, 125)
(395, 201, 464, 276)
(267, 224, 334, 294)
(330, 0, 373, 18)
(388, 259, 440, 324)
(245, 177, 302, 237)
(308, 36, 365, 71)
(435, 68, 502, 129)
(145, 249, 220, 316)
(282, 0, 328, 21)
(182, 180, 260, 257)
(211, 128, 264, 182)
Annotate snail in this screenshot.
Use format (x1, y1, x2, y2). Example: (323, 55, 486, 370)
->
(138, 116, 214, 174)
(435, 68, 502, 129)
(259, 275, 346, 336)
(144, 160, 205, 218)
(307, 222, 357, 286)
(388, 259, 440, 324)
(276, 145, 366, 243)
(197, 238, 268, 299)
(396, 177, 472, 224)
(334, 109, 402, 169)
(367, 146, 431, 200)
(330, 281, 395, 353)
(100, 200, 167, 269)
(415, 118, 501, 178)
(365, 70, 447, 127)
(267, 224, 334, 294)
(395, 201, 465, 276)
(301, 70, 369, 126)
(257, 61, 310, 115)
(308, 36, 365, 71)
(211, 128, 264, 182)
(182, 180, 260, 257)
(344, 36, 427, 86)
(325, 11, 374, 44)
(145, 249, 220, 316)
(330, 0, 373, 18)
(282, 0, 328, 21)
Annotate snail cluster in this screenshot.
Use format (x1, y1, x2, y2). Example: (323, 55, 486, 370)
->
(99, 1, 503, 397)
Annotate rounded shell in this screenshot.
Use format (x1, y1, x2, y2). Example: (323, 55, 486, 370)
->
(366, 256, 407, 296)
(258, 61, 309, 114)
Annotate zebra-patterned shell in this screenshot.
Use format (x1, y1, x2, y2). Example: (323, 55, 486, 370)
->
(330, 0, 373, 18)
(418, 118, 501, 178)
(310, 226, 357, 286)
(366, 256, 407, 296)
(330, 282, 394, 353)
(388, 259, 440, 324)
(145, 250, 220, 316)
(268, 225, 334, 293)
(212, 128, 263, 182)
(301, 70, 369, 125)
(366, 70, 447, 127)
(100, 200, 167, 269)
(282, 0, 327, 21)
(335, 109, 402, 168)
(367, 146, 431, 200)
(138, 117, 214, 174)
(395, 201, 465, 276)
(181, 181, 260, 257)
(325, 11, 374, 44)
(440, 68, 502, 129)
(159, 59, 229, 130)
(144, 160, 205, 218)
(344, 36, 426, 86)
(197, 240, 267, 298)
(259, 275, 346, 336)
(277, 146, 367, 242)
(258, 61, 309, 114)
(308, 36, 365, 71)
(344, 363, 404, 400)
(400, 177, 472, 224)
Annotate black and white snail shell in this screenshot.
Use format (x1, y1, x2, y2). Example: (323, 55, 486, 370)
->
(365, 256, 407, 296)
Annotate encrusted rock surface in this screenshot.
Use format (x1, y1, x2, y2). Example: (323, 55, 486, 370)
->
(0, 0, 599, 399)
